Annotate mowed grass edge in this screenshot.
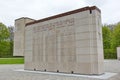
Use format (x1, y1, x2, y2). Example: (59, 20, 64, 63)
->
(0, 58, 24, 64)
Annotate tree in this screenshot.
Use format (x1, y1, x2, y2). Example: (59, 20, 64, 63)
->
(8, 26, 14, 41)
(8, 26, 14, 56)
(112, 22, 120, 49)
(0, 23, 9, 41)
(102, 25, 117, 59)
(0, 22, 10, 57)
(102, 25, 112, 49)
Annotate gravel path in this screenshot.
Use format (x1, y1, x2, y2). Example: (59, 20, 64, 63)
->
(0, 60, 120, 80)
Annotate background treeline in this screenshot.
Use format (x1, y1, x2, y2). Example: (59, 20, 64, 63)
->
(102, 22, 120, 59)
(0, 22, 14, 57)
(0, 22, 120, 59)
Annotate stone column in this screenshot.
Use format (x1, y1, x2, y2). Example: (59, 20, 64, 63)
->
(13, 17, 35, 56)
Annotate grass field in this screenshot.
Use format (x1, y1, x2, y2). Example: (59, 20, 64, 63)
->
(0, 58, 24, 64)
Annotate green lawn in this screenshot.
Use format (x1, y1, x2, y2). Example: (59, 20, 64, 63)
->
(0, 58, 24, 64)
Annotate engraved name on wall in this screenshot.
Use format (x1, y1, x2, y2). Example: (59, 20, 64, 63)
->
(32, 18, 76, 63)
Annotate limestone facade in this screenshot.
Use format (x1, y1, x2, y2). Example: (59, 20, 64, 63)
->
(14, 17, 35, 56)
(14, 6, 104, 75)
(117, 47, 120, 60)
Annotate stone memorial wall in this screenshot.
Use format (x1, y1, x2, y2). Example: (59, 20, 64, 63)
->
(14, 6, 104, 75)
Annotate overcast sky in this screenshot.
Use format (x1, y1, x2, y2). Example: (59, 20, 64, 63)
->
(0, 0, 120, 26)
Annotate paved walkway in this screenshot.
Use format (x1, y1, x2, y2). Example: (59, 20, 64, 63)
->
(0, 60, 120, 80)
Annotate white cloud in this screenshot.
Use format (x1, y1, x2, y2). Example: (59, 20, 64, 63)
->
(84, 0, 108, 7)
(0, 0, 120, 26)
(0, 0, 87, 26)
(101, 0, 120, 24)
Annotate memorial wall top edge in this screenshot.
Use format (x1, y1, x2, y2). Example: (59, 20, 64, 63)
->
(25, 6, 100, 26)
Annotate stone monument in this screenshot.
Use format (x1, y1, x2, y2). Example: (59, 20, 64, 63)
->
(14, 6, 104, 75)
(14, 17, 35, 56)
(117, 47, 120, 60)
